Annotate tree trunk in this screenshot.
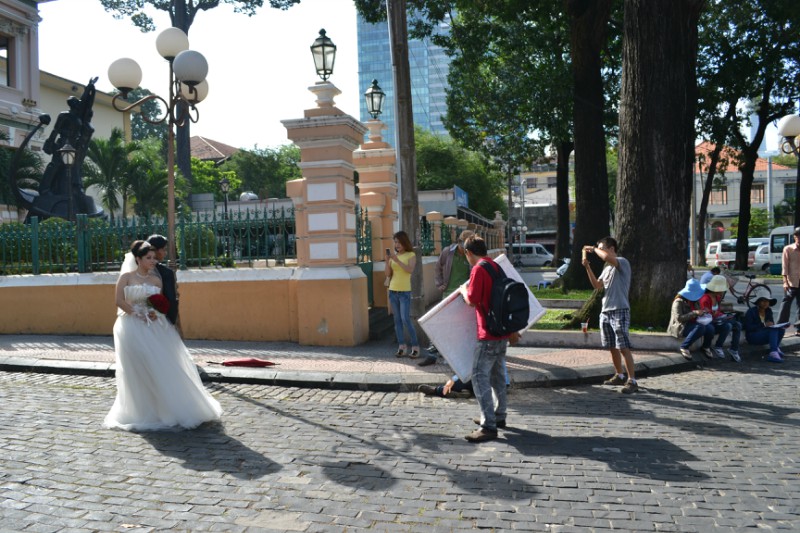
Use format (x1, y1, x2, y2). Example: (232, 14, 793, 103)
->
(555, 140, 573, 266)
(734, 86, 774, 270)
(387, 0, 424, 327)
(172, 0, 193, 201)
(562, 0, 612, 291)
(616, 0, 703, 327)
(697, 100, 737, 265)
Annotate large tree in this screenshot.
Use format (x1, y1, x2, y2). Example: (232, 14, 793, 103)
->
(615, 0, 704, 326)
(414, 128, 505, 219)
(227, 144, 301, 200)
(99, 0, 301, 193)
(695, 0, 800, 269)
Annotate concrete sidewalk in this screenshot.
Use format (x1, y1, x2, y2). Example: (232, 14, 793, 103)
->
(2, 328, 793, 391)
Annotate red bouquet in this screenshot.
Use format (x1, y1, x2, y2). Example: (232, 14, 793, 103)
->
(147, 294, 171, 315)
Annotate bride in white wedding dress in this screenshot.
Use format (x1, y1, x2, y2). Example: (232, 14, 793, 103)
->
(104, 240, 222, 431)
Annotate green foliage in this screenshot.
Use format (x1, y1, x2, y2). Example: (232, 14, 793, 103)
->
(772, 154, 798, 169)
(0, 222, 32, 273)
(730, 208, 770, 237)
(99, 0, 300, 33)
(123, 88, 169, 143)
(126, 137, 169, 216)
(189, 158, 241, 200)
(774, 199, 795, 226)
(86, 218, 125, 265)
(177, 224, 216, 267)
(83, 128, 131, 222)
(414, 128, 505, 218)
(227, 145, 301, 200)
(0, 129, 44, 206)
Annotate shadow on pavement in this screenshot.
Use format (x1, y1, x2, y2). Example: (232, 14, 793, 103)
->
(139, 422, 282, 480)
(503, 428, 710, 482)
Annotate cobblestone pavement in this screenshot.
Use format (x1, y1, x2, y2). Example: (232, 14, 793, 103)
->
(1, 357, 798, 532)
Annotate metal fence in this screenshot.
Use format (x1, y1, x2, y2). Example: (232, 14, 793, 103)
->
(0, 206, 298, 274)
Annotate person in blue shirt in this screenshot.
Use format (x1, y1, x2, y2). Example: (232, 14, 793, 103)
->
(699, 266, 720, 286)
(742, 296, 788, 363)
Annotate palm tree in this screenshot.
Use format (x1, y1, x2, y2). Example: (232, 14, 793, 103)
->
(83, 128, 135, 223)
(126, 137, 169, 217)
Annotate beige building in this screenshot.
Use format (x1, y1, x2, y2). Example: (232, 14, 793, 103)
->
(694, 141, 795, 243)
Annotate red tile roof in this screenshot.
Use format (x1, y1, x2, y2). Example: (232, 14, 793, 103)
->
(695, 141, 791, 172)
(190, 136, 239, 163)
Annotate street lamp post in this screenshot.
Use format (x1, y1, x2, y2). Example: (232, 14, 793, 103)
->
(777, 113, 800, 229)
(58, 142, 77, 222)
(108, 27, 209, 269)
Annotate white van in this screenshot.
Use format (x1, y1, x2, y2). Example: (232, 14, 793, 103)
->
(769, 225, 794, 275)
(705, 238, 767, 268)
(509, 243, 554, 267)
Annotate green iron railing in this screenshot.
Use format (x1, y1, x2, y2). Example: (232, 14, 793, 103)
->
(0, 206, 297, 275)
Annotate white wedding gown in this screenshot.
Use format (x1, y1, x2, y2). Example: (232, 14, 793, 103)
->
(104, 283, 222, 431)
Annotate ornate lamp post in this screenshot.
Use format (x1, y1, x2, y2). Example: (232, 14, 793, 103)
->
(365, 79, 385, 119)
(108, 27, 209, 268)
(311, 29, 336, 81)
(58, 142, 77, 222)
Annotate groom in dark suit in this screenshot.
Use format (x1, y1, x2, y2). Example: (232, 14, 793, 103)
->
(147, 234, 181, 333)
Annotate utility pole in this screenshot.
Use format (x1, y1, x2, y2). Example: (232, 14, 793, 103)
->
(387, 0, 425, 322)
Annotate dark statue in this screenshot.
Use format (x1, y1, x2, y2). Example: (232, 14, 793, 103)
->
(8, 77, 104, 221)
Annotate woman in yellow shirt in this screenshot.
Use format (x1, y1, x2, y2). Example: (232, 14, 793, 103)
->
(385, 231, 420, 357)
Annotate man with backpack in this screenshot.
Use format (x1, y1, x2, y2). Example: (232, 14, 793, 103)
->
(459, 235, 527, 442)
(582, 236, 639, 394)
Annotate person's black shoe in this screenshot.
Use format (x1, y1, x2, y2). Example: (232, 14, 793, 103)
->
(417, 385, 438, 396)
(417, 356, 437, 367)
(473, 417, 506, 429)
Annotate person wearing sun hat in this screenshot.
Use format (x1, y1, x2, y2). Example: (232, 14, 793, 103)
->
(743, 296, 788, 363)
(668, 278, 715, 360)
(699, 274, 742, 361)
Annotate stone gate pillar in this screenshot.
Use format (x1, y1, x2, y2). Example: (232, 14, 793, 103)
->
(353, 118, 398, 260)
(282, 82, 369, 346)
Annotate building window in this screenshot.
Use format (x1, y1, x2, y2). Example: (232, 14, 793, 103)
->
(710, 186, 727, 205)
(0, 33, 14, 87)
(786, 183, 796, 201)
(751, 184, 765, 204)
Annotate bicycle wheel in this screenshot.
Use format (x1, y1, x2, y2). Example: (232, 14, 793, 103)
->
(744, 283, 772, 308)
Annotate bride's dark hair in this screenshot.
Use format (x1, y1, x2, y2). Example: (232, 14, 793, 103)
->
(130, 240, 153, 259)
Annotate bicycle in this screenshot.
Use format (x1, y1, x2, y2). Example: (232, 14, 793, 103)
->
(720, 268, 772, 307)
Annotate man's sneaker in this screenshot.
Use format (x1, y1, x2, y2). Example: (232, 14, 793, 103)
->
(766, 351, 784, 363)
(465, 428, 498, 443)
(728, 349, 741, 362)
(427, 344, 439, 355)
(603, 374, 626, 386)
(473, 417, 506, 429)
(679, 348, 692, 360)
(702, 347, 714, 359)
(714, 347, 726, 359)
(417, 356, 437, 367)
(621, 380, 639, 394)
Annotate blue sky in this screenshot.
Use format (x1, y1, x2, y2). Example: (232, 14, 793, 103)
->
(37, 0, 361, 150)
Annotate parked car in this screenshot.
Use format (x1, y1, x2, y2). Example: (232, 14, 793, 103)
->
(754, 243, 770, 271)
(705, 238, 767, 268)
(508, 243, 554, 267)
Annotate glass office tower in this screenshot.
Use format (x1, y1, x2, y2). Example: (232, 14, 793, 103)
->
(356, 14, 451, 146)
